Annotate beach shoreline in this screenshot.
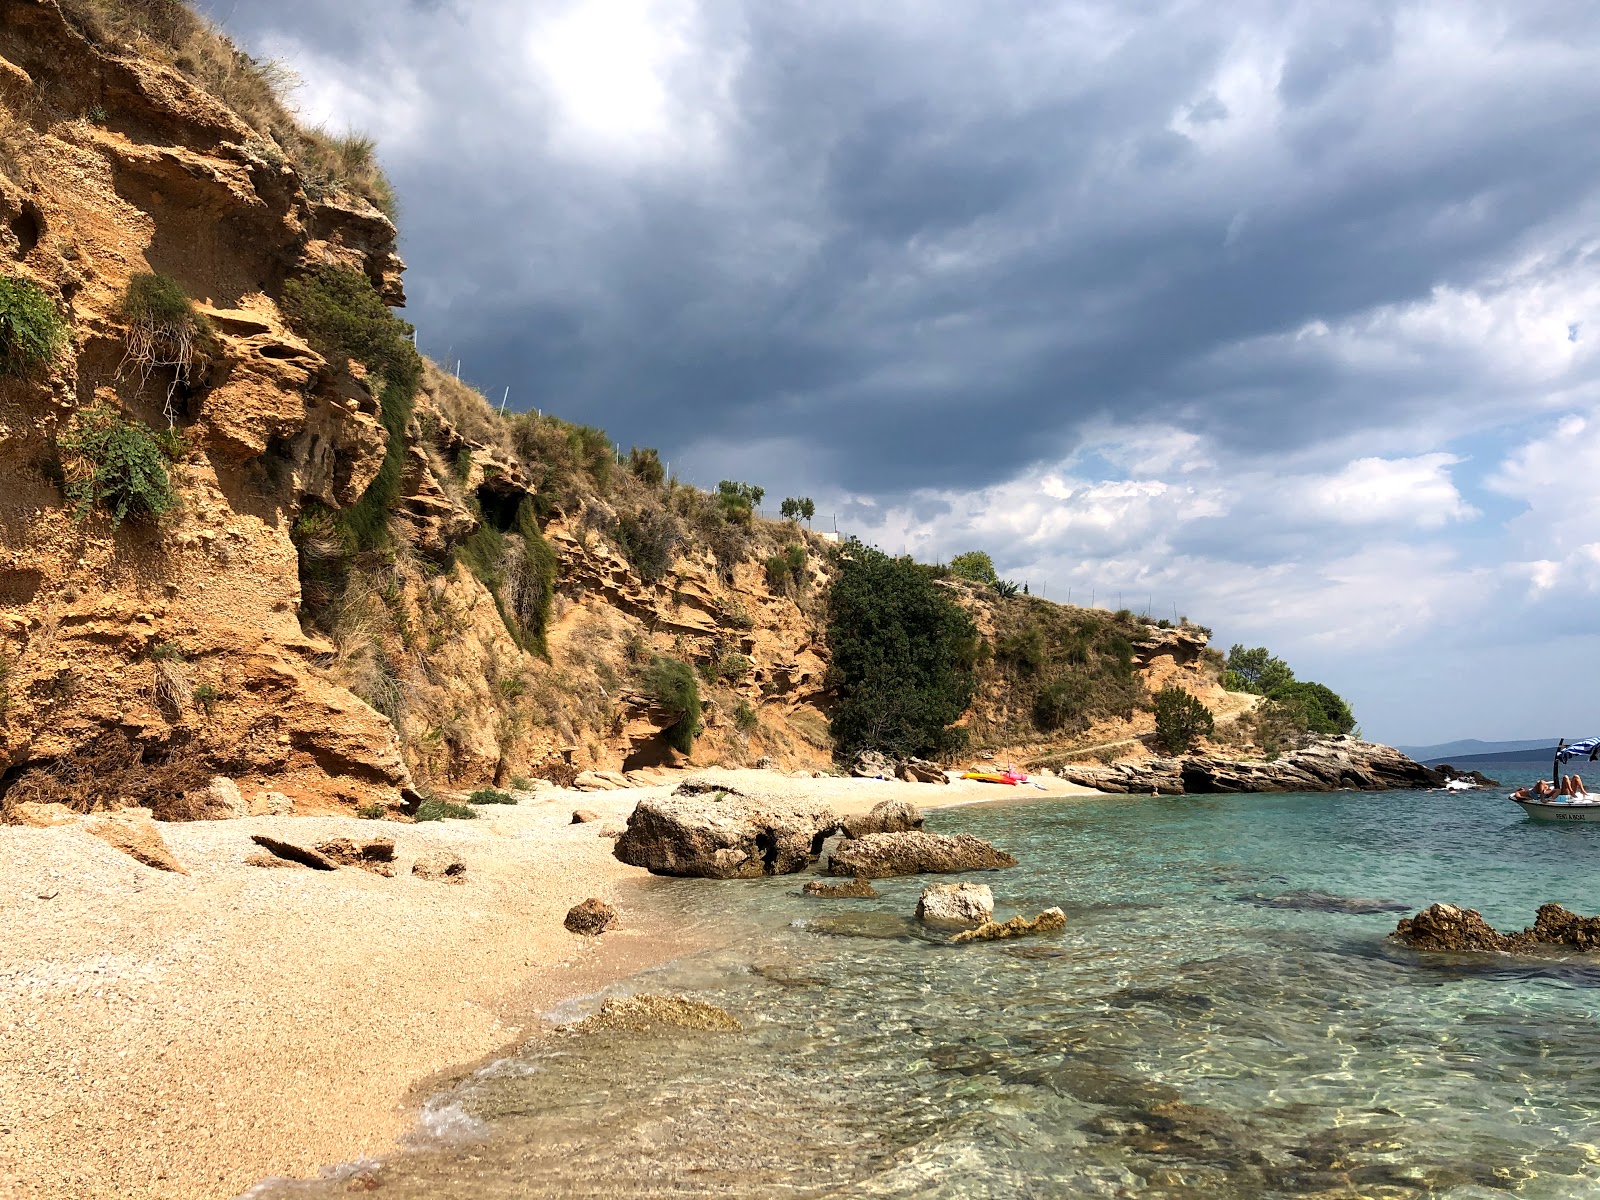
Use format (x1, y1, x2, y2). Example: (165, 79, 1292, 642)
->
(0, 769, 1101, 1200)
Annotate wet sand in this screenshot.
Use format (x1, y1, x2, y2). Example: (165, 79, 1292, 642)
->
(0, 769, 1099, 1199)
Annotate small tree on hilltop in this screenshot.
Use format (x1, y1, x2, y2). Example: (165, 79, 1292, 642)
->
(949, 551, 997, 585)
(1154, 686, 1214, 754)
(1223, 645, 1295, 695)
(799, 497, 815, 523)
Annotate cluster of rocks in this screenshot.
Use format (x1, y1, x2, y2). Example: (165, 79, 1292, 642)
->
(847, 750, 949, 785)
(247, 833, 466, 883)
(611, 779, 1012, 880)
(1050, 737, 1444, 795)
(1391, 902, 1600, 953)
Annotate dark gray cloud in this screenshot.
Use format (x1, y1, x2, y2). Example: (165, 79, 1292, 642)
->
(194, 0, 1600, 741)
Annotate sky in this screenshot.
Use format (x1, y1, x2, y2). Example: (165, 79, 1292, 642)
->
(196, 0, 1600, 746)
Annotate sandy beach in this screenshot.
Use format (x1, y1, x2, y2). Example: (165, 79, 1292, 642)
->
(0, 769, 1100, 1200)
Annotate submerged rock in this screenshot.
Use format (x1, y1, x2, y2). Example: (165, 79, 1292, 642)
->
(1391, 902, 1600, 953)
(561, 993, 740, 1034)
(841, 798, 924, 837)
(1241, 889, 1410, 915)
(829, 831, 1017, 878)
(950, 907, 1067, 944)
(916, 882, 994, 927)
(613, 783, 841, 878)
(565, 897, 619, 936)
(803, 877, 880, 899)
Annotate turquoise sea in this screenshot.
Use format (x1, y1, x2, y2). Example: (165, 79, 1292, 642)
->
(259, 764, 1600, 1198)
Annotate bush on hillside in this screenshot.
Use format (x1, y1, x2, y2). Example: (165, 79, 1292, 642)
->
(613, 507, 680, 584)
(764, 543, 808, 593)
(1268, 680, 1355, 736)
(779, 496, 815, 523)
(0, 276, 66, 375)
(56, 405, 179, 529)
(1154, 686, 1214, 753)
(716, 480, 764, 523)
(118, 272, 217, 410)
(628, 446, 665, 487)
(949, 551, 997, 584)
(826, 539, 978, 761)
(643, 656, 702, 754)
(281, 266, 421, 551)
(1223, 645, 1295, 695)
(458, 495, 557, 657)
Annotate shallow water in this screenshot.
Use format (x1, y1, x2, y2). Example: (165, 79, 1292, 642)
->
(259, 766, 1600, 1198)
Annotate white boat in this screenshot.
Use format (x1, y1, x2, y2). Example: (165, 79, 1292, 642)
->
(1509, 795, 1600, 823)
(1509, 737, 1600, 822)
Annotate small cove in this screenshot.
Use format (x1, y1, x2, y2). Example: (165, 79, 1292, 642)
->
(256, 766, 1600, 1198)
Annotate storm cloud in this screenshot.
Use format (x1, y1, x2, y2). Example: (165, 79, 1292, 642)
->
(198, 0, 1600, 743)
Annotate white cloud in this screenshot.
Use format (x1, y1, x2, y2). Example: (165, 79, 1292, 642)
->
(1294, 453, 1476, 529)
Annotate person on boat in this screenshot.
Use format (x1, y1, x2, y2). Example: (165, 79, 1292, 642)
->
(1530, 779, 1558, 799)
(1561, 774, 1589, 798)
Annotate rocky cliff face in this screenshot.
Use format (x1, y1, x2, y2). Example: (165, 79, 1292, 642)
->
(0, 0, 836, 815)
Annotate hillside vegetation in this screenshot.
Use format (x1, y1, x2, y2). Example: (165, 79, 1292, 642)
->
(0, 0, 1350, 820)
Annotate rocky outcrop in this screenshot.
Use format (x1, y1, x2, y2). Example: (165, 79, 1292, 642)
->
(802, 877, 879, 899)
(848, 750, 894, 778)
(1392, 902, 1600, 953)
(828, 831, 1017, 878)
(898, 758, 949, 785)
(249, 834, 338, 871)
(85, 813, 186, 873)
(612, 781, 842, 878)
(1053, 737, 1442, 795)
(950, 907, 1067, 944)
(564, 897, 619, 936)
(916, 882, 993, 927)
(312, 836, 396, 876)
(847, 750, 949, 784)
(840, 799, 923, 837)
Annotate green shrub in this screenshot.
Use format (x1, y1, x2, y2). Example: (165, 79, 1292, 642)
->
(716, 480, 764, 522)
(643, 656, 701, 754)
(281, 266, 421, 552)
(459, 495, 557, 657)
(355, 801, 388, 820)
(0, 276, 66, 375)
(825, 539, 978, 761)
(56, 406, 178, 528)
(993, 579, 1021, 599)
(414, 798, 477, 821)
(1268, 680, 1355, 735)
(779, 496, 816, 523)
(468, 786, 516, 805)
(949, 551, 997, 584)
(117, 273, 217, 406)
(1223, 645, 1295, 695)
(191, 682, 221, 715)
(628, 446, 665, 487)
(1034, 673, 1094, 732)
(613, 508, 679, 584)
(733, 698, 759, 734)
(1154, 686, 1214, 753)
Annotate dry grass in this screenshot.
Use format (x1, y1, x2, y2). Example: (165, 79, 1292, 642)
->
(420, 361, 515, 456)
(55, 0, 397, 217)
(0, 727, 215, 822)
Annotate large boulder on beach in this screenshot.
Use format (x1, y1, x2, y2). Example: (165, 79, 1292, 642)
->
(828, 831, 1017, 878)
(613, 783, 841, 878)
(841, 799, 924, 838)
(916, 882, 994, 927)
(898, 758, 950, 785)
(849, 749, 895, 778)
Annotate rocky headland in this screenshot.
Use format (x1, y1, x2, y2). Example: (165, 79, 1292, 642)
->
(1046, 736, 1444, 795)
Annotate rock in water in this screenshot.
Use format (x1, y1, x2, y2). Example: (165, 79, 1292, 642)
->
(86, 814, 187, 874)
(565, 897, 619, 935)
(412, 852, 467, 883)
(613, 783, 841, 878)
(916, 882, 994, 927)
(841, 799, 924, 837)
(1527, 903, 1600, 951)
(828, 831, 1017, 878)
(1391, 903, 1509, 951)
(803, 877, 879, 899)
(951, 907, 1067, 944)
(561, 993, 740, 1034)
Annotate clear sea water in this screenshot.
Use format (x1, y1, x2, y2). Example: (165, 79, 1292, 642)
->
(259, 763, 1600, 1199)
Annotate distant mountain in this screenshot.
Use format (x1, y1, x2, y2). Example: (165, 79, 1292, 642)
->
(1395, 737, 1554, 761)
(1423, 747, 1555, 767)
